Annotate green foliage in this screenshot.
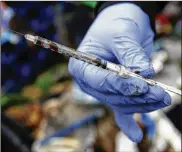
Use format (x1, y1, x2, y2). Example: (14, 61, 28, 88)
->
(1, 93, 30, 107)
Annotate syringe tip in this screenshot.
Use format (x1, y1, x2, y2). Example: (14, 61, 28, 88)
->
(8, 29, 24, 36)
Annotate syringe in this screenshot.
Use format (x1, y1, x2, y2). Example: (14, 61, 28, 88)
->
(11, 30, 182, 96)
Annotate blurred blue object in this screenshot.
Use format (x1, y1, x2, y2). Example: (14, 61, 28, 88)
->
(18, 9, 27, 16)
(42, 6, 54, 19)
(13, 64, 32, 83)
(37, 50, 47, 61)
(30, 20, 52, 33)
(1, 31, 21, 45)
(2, 79, 16, 94)
(1, 3, 14, 28)
(141, 114, 156, 139)
(30, 20, 39, 32)
(1, 31, 12, 45)
(174, 19, 182, 37)
(40, 110, 104, 145)
(1, 52, 16, 65)
(1, 2, 16, 44)
(21, 64, 31, 77)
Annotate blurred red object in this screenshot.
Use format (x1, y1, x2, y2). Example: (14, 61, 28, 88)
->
(155, 13, 172, 34)
(156, 14, 170, 24)
(0, 1, 8, 9)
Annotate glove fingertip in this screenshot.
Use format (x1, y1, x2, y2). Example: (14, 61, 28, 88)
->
(146, 85, 166, 102)
(128, 127, 143, 143)
(114, 112, 143, 142)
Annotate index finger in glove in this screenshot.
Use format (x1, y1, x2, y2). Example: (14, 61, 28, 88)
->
(77, 80, 171, 113)
(110, 19, 155, 78)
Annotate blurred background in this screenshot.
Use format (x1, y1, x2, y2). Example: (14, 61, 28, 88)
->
(1, 1, 181, 152)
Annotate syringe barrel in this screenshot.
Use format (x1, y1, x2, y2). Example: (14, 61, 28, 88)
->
(28, 35, 107, 68)
(50, 40, 106, 68)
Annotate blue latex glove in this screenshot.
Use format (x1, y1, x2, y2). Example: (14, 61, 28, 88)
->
(68, 3, 171, 142)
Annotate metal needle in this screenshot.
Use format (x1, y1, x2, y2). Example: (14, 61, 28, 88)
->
(9, 29, 25, 36)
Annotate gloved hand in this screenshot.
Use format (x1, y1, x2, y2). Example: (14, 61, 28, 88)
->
(68, 3, 171, 142)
